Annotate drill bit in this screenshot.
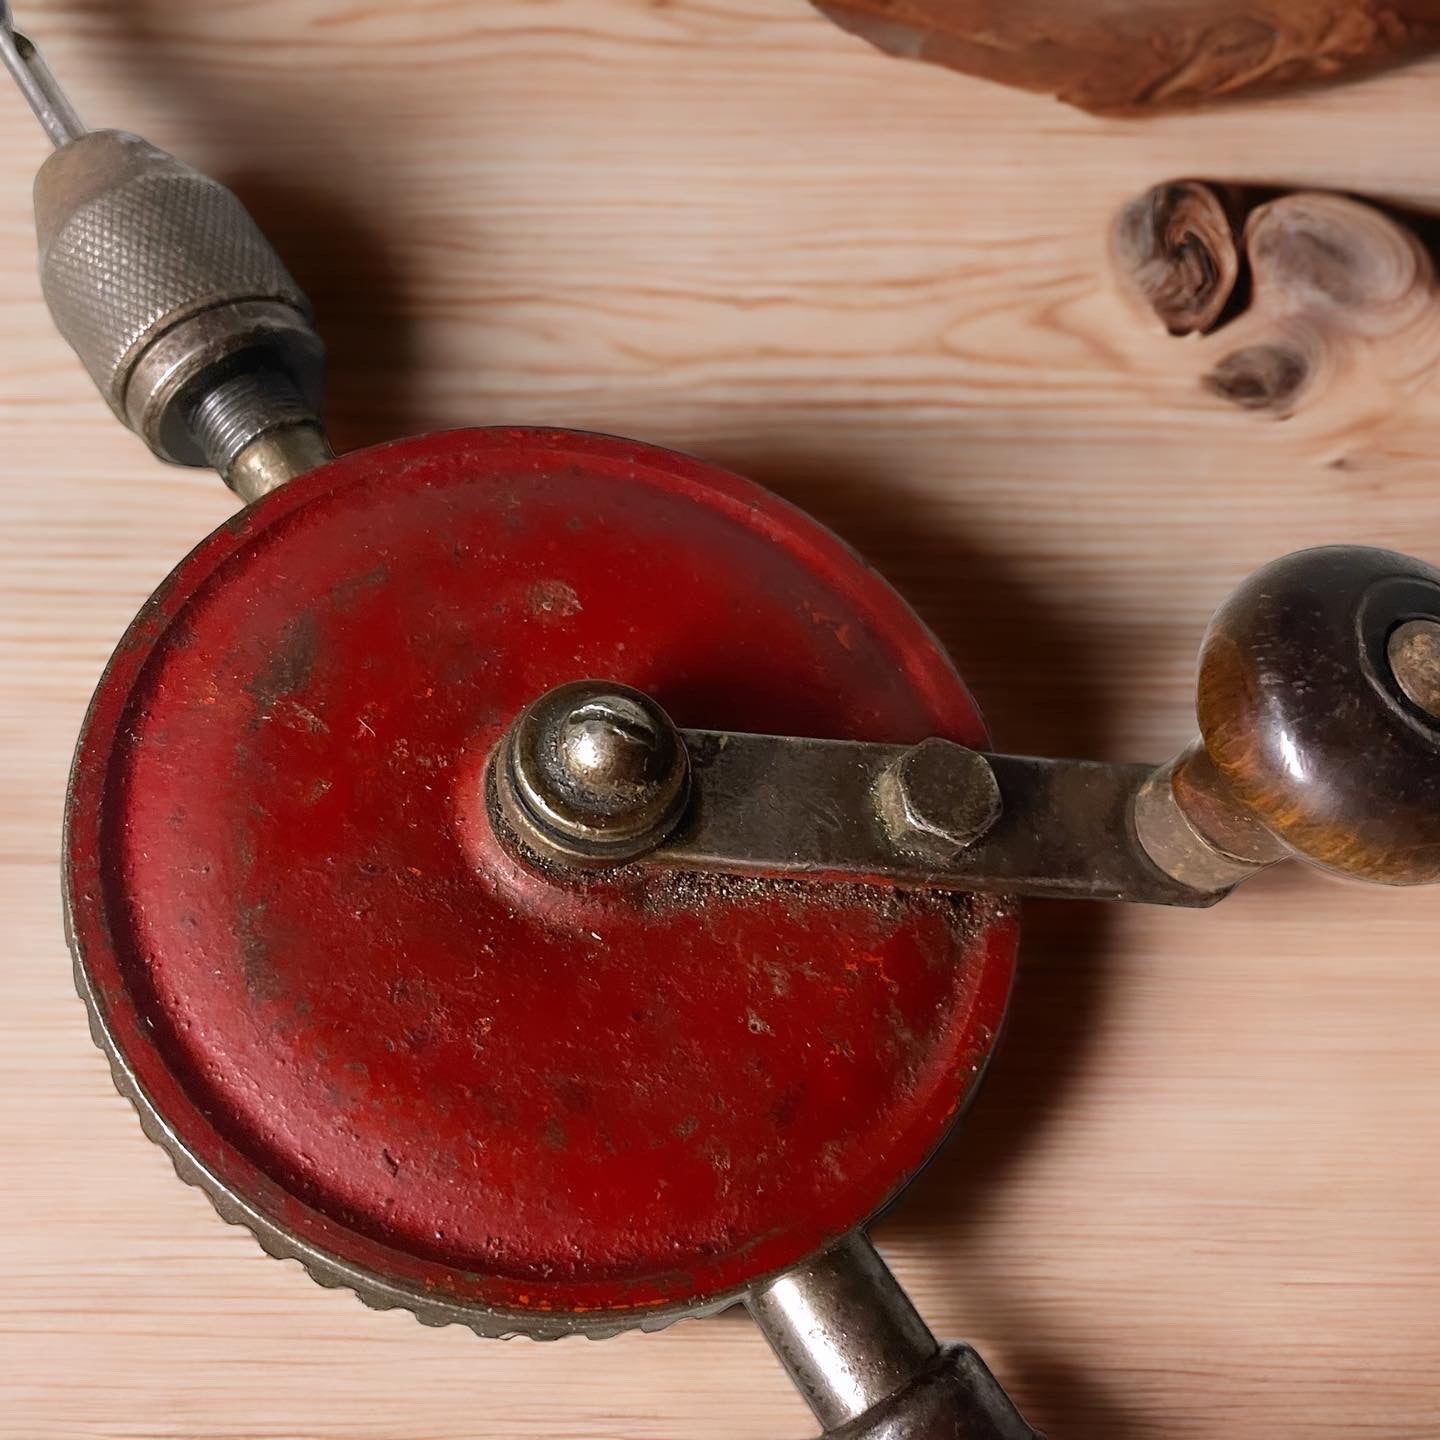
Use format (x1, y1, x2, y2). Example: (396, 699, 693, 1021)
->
(0, 2, 84, 148)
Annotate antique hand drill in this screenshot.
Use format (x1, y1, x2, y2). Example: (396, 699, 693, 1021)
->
(7, 10, 1439, 1438)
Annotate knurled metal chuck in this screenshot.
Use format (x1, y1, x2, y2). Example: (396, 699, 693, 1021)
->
(34, 129, 330, 499)
(34, 130, 322, 464)
(1, 8, 330, 501)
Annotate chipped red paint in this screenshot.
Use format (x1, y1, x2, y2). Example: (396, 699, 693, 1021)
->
(65, 428, 1018, 1322)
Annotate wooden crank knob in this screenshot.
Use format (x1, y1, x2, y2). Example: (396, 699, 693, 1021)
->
(1189, 545, 1440, 885)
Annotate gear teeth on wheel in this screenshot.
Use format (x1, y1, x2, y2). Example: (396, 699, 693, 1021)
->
(65, 897, 725, 1343)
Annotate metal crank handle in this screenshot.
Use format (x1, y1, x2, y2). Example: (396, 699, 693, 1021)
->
(0, 4, 329, 501)
(494, 544, 1440, 906)
(747, 1235, 1041, 1440)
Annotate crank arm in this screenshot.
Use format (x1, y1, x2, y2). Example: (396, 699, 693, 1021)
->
(495, 544, 1440, 905)
(627, 733, 1212, 907)
(497, 702, 1243, 907)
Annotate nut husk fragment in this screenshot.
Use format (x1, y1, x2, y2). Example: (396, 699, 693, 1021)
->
(813, 0, 1440, 115)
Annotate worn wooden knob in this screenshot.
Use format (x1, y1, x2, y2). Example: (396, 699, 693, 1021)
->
(1194, 546, 1440, 885)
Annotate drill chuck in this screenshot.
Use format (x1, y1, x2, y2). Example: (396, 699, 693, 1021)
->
(33, 129, 326, 487)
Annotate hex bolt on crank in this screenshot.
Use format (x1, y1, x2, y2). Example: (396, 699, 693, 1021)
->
(9, 7, 1440, 1440)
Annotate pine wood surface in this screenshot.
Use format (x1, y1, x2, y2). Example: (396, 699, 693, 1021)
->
(3, 4, 1440, 1437)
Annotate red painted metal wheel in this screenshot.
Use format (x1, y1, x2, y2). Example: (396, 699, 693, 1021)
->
(64, 427, 1018, 1337)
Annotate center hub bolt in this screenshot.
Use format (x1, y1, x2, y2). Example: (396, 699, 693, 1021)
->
(499, 679, 691, 865)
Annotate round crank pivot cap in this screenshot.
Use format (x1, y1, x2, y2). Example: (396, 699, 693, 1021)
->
(64, 427, 1019, 1338)
(499, 679, 691, 865)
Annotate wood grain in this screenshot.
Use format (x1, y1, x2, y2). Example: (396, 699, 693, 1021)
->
(3, 3, 1440, 1437)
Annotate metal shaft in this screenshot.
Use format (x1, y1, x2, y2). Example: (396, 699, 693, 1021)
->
(747, 1234, 1045, 1439)
(0, 5, 84, 148)
(746, 1233, 938, 1429)
(188, 369, 334, 502)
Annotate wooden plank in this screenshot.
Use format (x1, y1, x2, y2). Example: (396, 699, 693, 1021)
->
(2, 3, 1438, 1436)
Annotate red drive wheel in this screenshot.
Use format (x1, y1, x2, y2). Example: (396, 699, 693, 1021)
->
(64, 426, 1018, 1339)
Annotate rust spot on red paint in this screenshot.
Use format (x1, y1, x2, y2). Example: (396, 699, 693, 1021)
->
(236, 901, 282, 1004)
(330, 564, 390, 611)
(526, 579, 582, 620)
(247, 612, 319, 721)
